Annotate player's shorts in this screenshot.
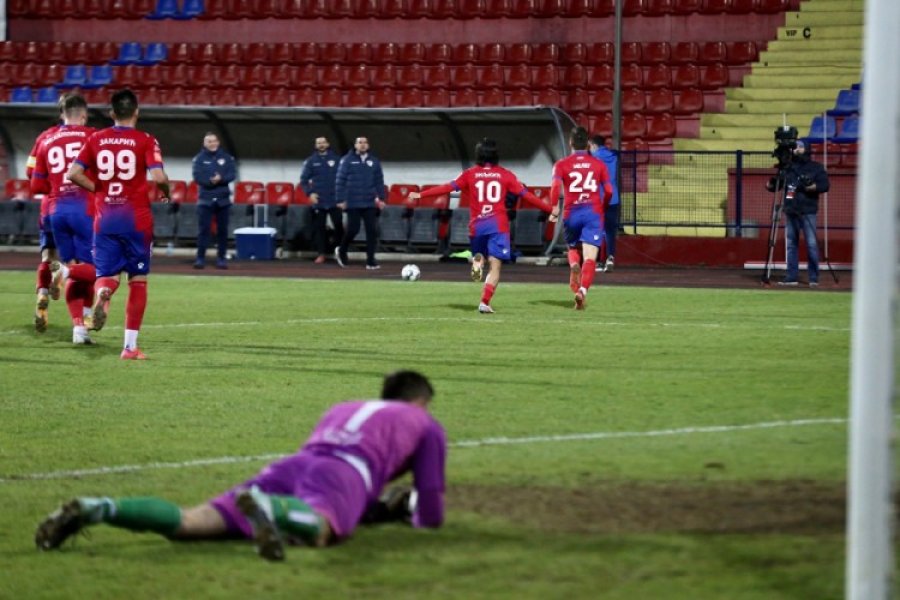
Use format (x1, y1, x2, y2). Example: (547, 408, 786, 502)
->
(209, 453, 369, 540)
(93, 229, 152, 277)
(470, 232, 511, 262)
(39, 215, 55, 251)
(564, 207, 604, 248)
(51, 211, 94, 264)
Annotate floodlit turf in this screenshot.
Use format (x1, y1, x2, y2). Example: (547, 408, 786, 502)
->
(0, 270, 866, 598)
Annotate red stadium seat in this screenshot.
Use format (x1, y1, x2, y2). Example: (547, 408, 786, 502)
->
(242, 65, 267, 88)
(453, 43, 479, 64)
(757, 0, 788, 13)
(320, 43, 347, 64)
(621, 114, 647, 140)
(563, 43, 587, 65)
(407, 0, 434, 17)
(68, 42, 93, 64)
(193, 43, 218, 64)
(643, 64, 672, 89)
(700, 62, 730, 90)
(244, 43, 270, 65)
(452, 88, 478, 107)
(319, 88, 343, 107)
(641, 42, 671, 65)
(370, 88, 396, 108)
(623, 0, 646, 15)
(562, 64, 586, 89)
(451, 64, 477, 88)
(645, 88, 675, 113)
(726, 41, 758, 65)
(485, 0, 512, 16)
(213, 87, 239, 106)
(672, 0, 702, 12)
(265, 182, 295, 206)
(294, 186, 312, 205)
(672, 64, 700, 89)
(620, 42, 642, 64)
(506, 89, 532, 106)
(729, 0, 757, 13)
(458, 0, 487, 18)
(645, 112, 676, 140)
(426, 43, 453, 64)
(166, 42, 193, 64)
(479, 88, 506, 107)
(345, 88, 369, 107)
(423, 88, 451, 107)
(396, 64, 424, 88)
(141, 87, 162, 105)
(319, 65, 345, 87)
(532, 65, 558, 89)
(295, 43, 319, 63)
(379, 0, 407, 18)
(346, 65, 372, 88)
(44, 41, 67, 63)
(670, 42, 699, 65)
(235, 181, 265, 205)
(532, 43, 560, 65)
(218, 65, 243, 88)
(587, 64, 614, 88)
(423, 64, 451, 88)
(586, 42, 614, 64)
(264, 88, 292, 107)
(373, 43, 400, 64)
(566, 88, 590, 113)
(219, 43, 243, 65)
(505, 64, 531, 88)
(589, 87, 613, 113)
(480, 43, 505, 64)
(477, 64, 505, 89)
(536, 0, 565, 16)
(590, 113, 614, 137)
(347, 43, 373, 64)
(621, 88, 646, 113)
(388, 184, 420, 206)
(327, 0, 355, 17)
(565, 0, 595, 17)
(506, 43, 532, 64)
(508, 0, 538, 17)
(294, 64, 317, 87)
(167, 180, 188, 203)
(293, 88, 317, 106)
(397, 88, 424, 107)
(673, 87, 704, 114)
(699, 42, 727, 64)
(620, 63, 643, 88)
(644, 0, 674, 15)
(620, 139, 650, 165)
(400, 43, 427, 64)
(6, 179, 30, 200)
(699, 0, 730, 12)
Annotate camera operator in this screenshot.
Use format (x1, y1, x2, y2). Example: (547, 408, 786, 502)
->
(766, 140, 830, 287)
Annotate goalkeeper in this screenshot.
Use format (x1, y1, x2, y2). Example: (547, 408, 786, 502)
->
(35, 371, 446, 561)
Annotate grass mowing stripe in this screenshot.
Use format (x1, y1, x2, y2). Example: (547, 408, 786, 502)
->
(0, 416, 850, 484)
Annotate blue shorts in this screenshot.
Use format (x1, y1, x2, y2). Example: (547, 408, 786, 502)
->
(471, 232, 511, 261)
(51, 211, 94, 264)
(39, 215, 55, 251)
(564, 208, 604, 249)
(93, 230, 152, 277)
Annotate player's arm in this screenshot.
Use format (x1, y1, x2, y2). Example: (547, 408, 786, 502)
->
(410, 423, 447, 529)
(29, 151, 50, 195)
(220, 154, 236, 185)
(25, 139, 41, 180)
(67, 161, 95, 193)
(518, 186, 552, 213)
(598, 163, 613, 206)
(548, 178, 563, 222)
(150, 167, 170, 202)
(409, 182, 455, 202)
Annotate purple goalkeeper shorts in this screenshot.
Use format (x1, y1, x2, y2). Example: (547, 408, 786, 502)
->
(210, 453, 369, 540)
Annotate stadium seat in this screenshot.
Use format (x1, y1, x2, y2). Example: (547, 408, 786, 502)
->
(672, 0, 702, 13)
(374, 42, 400, 64)
(534, 89, 562, 107)
(726, 41, 758, 65)
(378, 205, 411, 249)
(506, 64, 531, 88)
(346, 65, 372, 88)
(620, 42, 642, 64)
(645, 88, 675, 113)
(453, 43, 479, 65)
(839, 142, 858, 167)
(671, 41, 700, 65)
(388, 184, 420, 206)
(110, 42, 142, 65)
(234, 181, 265, 205)
(423, 88, 451, 107)
(589, 87, 613, 113)
(672, 64, 700, 89)
(533, 43, 560, 65)
(141, 87, 163, 105)
(483, 0, 511, 17)
(193, 43, 219, 64)
(563, 64, 586, 89)
(396, 64, 424, 88)
(621, 88, 646, 113)
(757, 0, 788, 13)
(178, 0, 204, 18)
(620, 63, 643, 88)
(86, 64, 113, 88)
(140, 42, 168, 65)
(506, 43, 533, 64)
(532, 65, 558, 89)
(265, 182, 294, 207)
(370, 88, 396, 108)
(242, 64, 267, 88)
(699, 62, 730, 90)
(645, 113, 676, 140)
(833, 116, 860, 143)
(563, 43, 587, 65)
(397, 88, 424, 107)
(506, 89, 532, 106)
(423, 64, 451, 88)
(319, 65, 345, 87)
(166, 42, 193, 64)
(293, 186, 311, 205)
(699, 0, 729, 12)
(451, 64, 478, 88)
(5, 179, 30, 200)
(57, 65, 88, 89)
(643, 64, 672, 89)
(400, 43, 427, 64)
(699, 42, 727, 65)
(348, 42, 373, 64)
(458, 0, 487, 17)
(320, 88, 343, 107)
(320, 44, 347, 64)
(805, 115, 837, 143)
(621, 114, 647, 140)
(641, 42, 671, 65)
(294, 64, 317, 87)
(587, 64, 614, 88)
(219, 43, 242, 65)
(452, 88, 479, 107)
(828, 89, 861, 116)
(372, 64, 398, 88)
(146, 0, 179, 19)
(508, 0, 538, 17)
(426, 43, 453, 64)
(728, 0, 757, 13)
(44, 41, 67, 63)
(477, 64, 505, 89)
(565, 88, 590, 113)
(644, 0, 675, 14)
(480, 43, 505, 64)
(295, 43, 319, 63)
(243, 43, 270, 65)
(673, 87, 704, 114)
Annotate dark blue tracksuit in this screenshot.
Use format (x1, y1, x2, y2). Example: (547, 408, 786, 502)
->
(299, 148, 343, 257)
(335, 150, 385, 266)
(192, 146, 236, 263)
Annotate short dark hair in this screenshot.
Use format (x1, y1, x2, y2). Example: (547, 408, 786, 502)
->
(475, 138, 499, 166)
(590, 134, 606, 147)
(110, 89, 138, 120)
(570, 126, 589, 150)
(381, 370, 434, 403)
(62, 93, 87, 117)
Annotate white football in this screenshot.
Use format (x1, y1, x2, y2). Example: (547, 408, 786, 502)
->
(401, 264, 421, 281)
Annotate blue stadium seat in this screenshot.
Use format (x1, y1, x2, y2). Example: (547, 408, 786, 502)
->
(139, 43, 168, 65)
(804, 116, 836, 143)
(177, 0, 204, 18)
(147, 0, 179, 19)
(110, 42, 142, 65)
(10, 86, 33, 102)
(86, 64, 113, 88)
(35, 86, 59, 103)
(56, 65, 88, 89)
(827, 89, 860, 117)
(833, 116, 860, 143)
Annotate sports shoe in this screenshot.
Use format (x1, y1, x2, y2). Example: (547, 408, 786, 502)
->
(334, 247, 347, 268)
(35, 292, 49, 333)
(216, 259, 228, 270)
(35, 499, 86, 551)
(120, 347, 148, 360)
(314, 255, 326, 264)
(49, 262, 64, 300)
(366, 263, 381, 270)
(72, 326, 93, 345)
(809, 281, 819, 288)
(236, 486, 285, 562)
(90, 287, 112, 332)
(574, 287, 586, 311)
(777, 280, 799, 287)
(478, 302, 494, 314)
(604, 255, 615, 272)
(471, 253, 484, 282)
(569, 262, 581, 293)
(193, 260, 205, 270)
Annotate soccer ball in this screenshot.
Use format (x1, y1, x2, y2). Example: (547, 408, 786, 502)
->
(401, 264, 421, 281)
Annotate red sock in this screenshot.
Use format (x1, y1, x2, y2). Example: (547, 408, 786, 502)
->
(65, 279, 85, 325)
(36, 261, 51, 291)
(567, 248, 581, 267)
(83, 282, 95, 306)
(68, 263, 96, 282)
(481, 283, 496, 305)
(95, 276, 120, 297)
(581, 260, 597, 291)
(125, 280, 148, 331)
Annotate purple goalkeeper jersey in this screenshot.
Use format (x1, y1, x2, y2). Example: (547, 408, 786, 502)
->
(211, 400, 446, 539)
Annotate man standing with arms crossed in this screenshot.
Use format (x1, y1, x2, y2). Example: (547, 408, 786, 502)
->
(299, 136, 342, 264)
(29, 93, 97, 345)
(549, 127, 613, 310)
(67, 89, 170, 360)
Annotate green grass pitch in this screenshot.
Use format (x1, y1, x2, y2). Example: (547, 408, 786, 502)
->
(0, 270, 873, 598)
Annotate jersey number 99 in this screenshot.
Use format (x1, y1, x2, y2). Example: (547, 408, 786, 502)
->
(97, 149, 137, 181)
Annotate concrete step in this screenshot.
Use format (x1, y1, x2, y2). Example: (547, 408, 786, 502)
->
(776, 24, 864, 41)
(633, 225, 728, 238)
(700, 125, 787, 140)
(634, 204, 725, 224)
(758, 48, 862, 65)
(742, 73, 859, 89)
(724, 98, 833, 114)
(767, 38, 862, 52)
(799, 0, 865, 12)
(726, 87, 839, 101)
(749, 64, 862, 77)
(783, 10, 864, 26)
(702, 113, 817, 128)
(673, 139, 781, 152)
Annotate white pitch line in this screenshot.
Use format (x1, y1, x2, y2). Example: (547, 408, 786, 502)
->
(0, 417, 848, 484)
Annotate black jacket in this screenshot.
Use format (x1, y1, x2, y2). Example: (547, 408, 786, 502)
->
(768, 155, 830, 216)
(192, 147, 236, 205)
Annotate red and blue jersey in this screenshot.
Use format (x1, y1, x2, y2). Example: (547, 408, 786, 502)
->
(31, 125, 95, 217)
(74, 126, 163, 234)
(450, 164, 528, 236)
(27, 125, 61, 220)
(552, 150, 612, 220)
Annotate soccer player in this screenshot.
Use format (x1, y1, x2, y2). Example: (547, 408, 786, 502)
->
(29, 93, 98, 345)
(409, 138, 550, 313)
(26, 96, 66, 333)
(35, 370, 446, 562)
(66, 89, 170, 360)
(548, 126, 613, 310)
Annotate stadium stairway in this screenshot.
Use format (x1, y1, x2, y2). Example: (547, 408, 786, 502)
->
(637, 0, 863, 237)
